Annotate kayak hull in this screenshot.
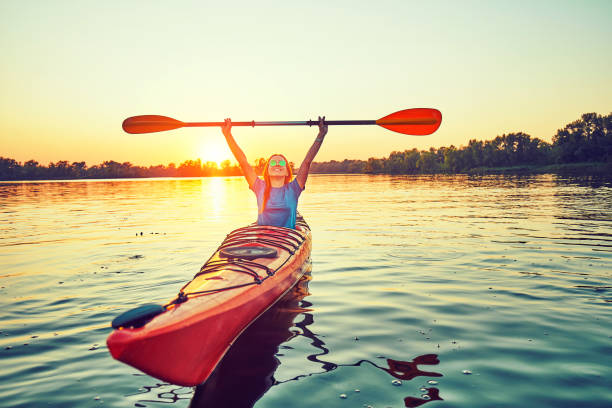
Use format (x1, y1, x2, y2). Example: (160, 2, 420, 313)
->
(107, 221, 312, 386)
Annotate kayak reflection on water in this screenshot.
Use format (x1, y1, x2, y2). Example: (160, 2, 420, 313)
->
(189, 263, 313, 407)
(189, 265, 443, 408)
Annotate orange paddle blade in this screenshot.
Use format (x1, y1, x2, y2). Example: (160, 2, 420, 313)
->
(376, 108, 442, 135)
(122, 115, 185, 134)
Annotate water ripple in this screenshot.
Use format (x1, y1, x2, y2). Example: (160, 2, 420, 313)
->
(1, 175, 611, 408)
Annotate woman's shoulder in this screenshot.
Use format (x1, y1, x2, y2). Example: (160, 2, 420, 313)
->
(250, 177, 265, 192)
(287, 177, 304, 192)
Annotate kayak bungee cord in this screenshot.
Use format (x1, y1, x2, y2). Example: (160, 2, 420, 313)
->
(219, 229, 301, 254)
(166, 217, 309, 307)
(220, 225, 305, 252)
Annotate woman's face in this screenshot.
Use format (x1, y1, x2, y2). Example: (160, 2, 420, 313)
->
(268, 155, 288, 177)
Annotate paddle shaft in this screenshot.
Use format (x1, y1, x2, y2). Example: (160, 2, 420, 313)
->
(183, 118, 437, 127)
(184, 120, 376, 128)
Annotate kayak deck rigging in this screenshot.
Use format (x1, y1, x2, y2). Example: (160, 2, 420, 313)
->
(167, 216, 309, 306)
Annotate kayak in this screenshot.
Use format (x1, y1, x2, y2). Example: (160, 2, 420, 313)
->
(106, 216, 312, 386)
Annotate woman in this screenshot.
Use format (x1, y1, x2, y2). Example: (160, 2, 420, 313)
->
(222, 116, 328, 229)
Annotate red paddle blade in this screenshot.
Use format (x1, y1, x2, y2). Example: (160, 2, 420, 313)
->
(376, 108, 442, 135)
(122, 115, 185, 134)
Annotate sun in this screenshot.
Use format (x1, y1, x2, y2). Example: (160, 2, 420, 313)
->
(198, 140, 232, 167)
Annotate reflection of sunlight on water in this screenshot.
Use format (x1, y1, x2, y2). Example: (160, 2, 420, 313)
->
(203, 177, 225, 221)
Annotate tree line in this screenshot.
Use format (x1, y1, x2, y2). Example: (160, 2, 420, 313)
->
(0, 158, 251, 181)
(313, 111, 611, 174)
(1, 112, 610, 180)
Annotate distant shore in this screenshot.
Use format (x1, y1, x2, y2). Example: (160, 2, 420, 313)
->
(1, 161, 610, 182)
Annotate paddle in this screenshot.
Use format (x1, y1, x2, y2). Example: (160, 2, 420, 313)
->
(122, 108, 442, 136)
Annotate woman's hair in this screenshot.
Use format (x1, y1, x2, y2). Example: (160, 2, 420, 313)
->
(261, 153, 293, 213)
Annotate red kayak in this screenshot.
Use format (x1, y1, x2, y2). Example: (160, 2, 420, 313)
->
(106, 217, 312, 386)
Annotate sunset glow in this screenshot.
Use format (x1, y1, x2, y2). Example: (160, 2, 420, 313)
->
(0, 1, 610, 167)
(198, 140, 233, 168)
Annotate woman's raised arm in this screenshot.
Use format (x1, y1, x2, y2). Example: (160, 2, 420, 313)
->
(221, 118, 257, 189)
(296, 116, 328, 190)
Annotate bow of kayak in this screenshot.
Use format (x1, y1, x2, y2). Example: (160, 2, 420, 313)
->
(107, 218, 312, 386)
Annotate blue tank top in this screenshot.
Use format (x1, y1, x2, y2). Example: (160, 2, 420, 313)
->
(251, 178, 303, 229)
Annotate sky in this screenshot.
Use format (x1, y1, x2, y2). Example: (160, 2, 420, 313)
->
(1, 0, 611, 167)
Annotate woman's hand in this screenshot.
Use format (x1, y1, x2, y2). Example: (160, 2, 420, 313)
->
(221, 118, 232, 138)
(316, 116, 328, 141)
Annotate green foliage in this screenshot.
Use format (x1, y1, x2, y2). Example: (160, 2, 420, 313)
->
(357, 131, 553, 175)
(310, 159, 365, 174)
(552, 112, 612, 163)
(0, 157, 242, 181)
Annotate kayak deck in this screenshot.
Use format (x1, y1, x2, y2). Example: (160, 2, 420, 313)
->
(178, 217, 310, 298)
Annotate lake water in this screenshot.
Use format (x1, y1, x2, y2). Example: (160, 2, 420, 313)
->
(1, 174, 611, 408)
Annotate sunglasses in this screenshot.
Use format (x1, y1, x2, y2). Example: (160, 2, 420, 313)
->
(269, 159, 286, 167)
